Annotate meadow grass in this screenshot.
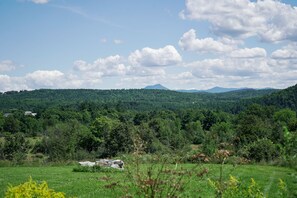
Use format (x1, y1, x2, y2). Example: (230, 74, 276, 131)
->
(0, 164, 296, 197)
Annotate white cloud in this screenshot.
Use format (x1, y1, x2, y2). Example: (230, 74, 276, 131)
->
(187, 57, 270, 78)
(126, 66, 166, 77)
(269, 44, 297, 71)
(119, 75, 167, 88)
(271, 44, 297, 59)
(174, 71, 193, 79)
(74, 55, 126, 77)
(128, 45, 182, 67)
(25, 70, 65, 88)
(100, 38, 107, 43)
(179, 29, 235, 53)
(0, 60, 16, 73)
(114, 39, 123, 44)
(30, 0, 49, 4)
(0, 75, 28, 92)
(229, 48, 267, 58)
(181, 0, 297, 42)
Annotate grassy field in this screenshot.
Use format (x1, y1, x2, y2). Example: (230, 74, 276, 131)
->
(0, 164, 296, 197)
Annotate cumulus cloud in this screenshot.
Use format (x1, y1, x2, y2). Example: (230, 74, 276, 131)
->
(30, 0, 49, 4)
(186, 57, 270, 79)
(25, 70, 65, 88)
(229, 48, 267, 58)
(181, 0, 297, 42)
(269, 44, 297, 70)
(0, 60, 16, 73)
(73, 53, 169, 87)
(0, 75, 28, 92)
(128, 45, 182, 67)
(271, 44, 297, 59)
(74, 55, 126, 77)
(179, 29, 235, 53)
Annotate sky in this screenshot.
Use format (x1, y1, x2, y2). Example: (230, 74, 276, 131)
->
(1, 0, 297, 91)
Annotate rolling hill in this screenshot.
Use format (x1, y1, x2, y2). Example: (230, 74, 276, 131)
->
(0, 85, 284, 112)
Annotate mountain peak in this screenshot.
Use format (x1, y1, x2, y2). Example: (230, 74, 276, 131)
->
(144, 84, 169, 90)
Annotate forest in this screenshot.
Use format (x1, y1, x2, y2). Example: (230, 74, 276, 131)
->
(0, 84, 296, 167)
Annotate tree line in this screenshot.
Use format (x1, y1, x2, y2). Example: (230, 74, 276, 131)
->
(0, 102, 296, 167)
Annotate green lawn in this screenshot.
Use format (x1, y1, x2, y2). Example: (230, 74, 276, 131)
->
(0, 164, 296, 197)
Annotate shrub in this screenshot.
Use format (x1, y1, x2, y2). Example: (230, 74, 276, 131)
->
(3, 133, 29, 163)
(245, 138, 280, 162)
(208, 175, 264, 198)
(5, 177, 67, 198)
(72, 165, 122, 173)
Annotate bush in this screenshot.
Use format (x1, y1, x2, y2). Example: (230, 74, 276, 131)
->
(72, 165, 122, 173)
(209, 175, 264, 198)
(5, 177, 66, 198)
(3, 133, 29, 163)
(245, 138, 280, 162)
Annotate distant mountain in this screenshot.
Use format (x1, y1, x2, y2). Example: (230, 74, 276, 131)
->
(178, 87, 249, 93)
(144, 84, 169, 90)
(205, 87, 243, 93)
(145, 85, 276, 93)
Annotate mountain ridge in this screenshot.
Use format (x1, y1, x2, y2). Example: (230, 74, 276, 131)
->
(143, 84, 277, 93)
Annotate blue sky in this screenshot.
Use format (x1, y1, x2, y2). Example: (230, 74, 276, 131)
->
(1, 0, 297, 91)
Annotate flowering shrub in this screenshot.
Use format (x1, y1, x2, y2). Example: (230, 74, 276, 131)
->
(208, 175, 264, 198)
(5, 177, 66, 198)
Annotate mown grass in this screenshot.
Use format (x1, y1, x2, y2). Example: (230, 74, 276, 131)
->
(0, 164, 296, 197)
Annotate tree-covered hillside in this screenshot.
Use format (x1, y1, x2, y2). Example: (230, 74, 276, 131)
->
(0, 85, 296, 168)
(259, 84, 297, 111)
(0, 88, 279, 112)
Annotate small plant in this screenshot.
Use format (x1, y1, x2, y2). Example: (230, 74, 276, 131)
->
(5, 177, 67, 198)
(277, 179, 289, 197)
(124, 134, 200, 197)
(208, 176, 264, 198)
(207, 149, 263, 198)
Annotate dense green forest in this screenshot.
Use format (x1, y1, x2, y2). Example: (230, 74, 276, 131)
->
(0, 84, 296, 168)
(0, 87, 278, 112)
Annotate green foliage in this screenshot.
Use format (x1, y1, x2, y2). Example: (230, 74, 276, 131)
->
(235, 104, 276, 149)
(245, 138, 280, 162)
(0, 88, 280, 112)
(0, 113, 4, 132)
(274, 108, 297, 133)
(209, 176, 264, 198)
(20, 116, 42, 136)
(5, 177, 66, 198)
(202, 132, 218, 156)
(2, 133, 29, 162)
(91, 116, 118, 140)
(202, 110, 218, 130)
(125, 154, 197, 198)
(37, 121, 87, 161)
(102, 123, 133, 157)
(72, 165, 122, 173)
(283, 127, 297, 157)
(3, 115, 20, 133)
(185, 121, 205, 144)
(277, 179, 289, 197)
(261, 83, 297, 111)
(210, 122, 234, 144)
(280, 127, 297, 169)
(1, 87, 297, 164)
